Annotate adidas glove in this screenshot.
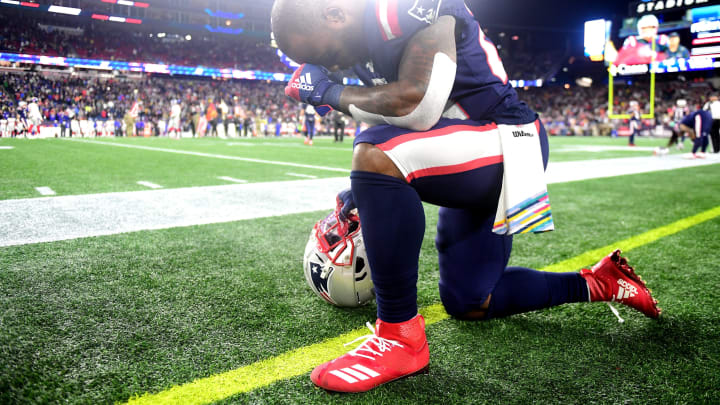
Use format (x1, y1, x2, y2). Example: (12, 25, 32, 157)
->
(285, 64, 344, 116)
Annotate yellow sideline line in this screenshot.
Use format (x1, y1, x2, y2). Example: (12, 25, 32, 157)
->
(124, 205, 720, 405)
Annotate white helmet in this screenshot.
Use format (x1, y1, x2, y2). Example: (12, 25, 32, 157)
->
(637, 14, 659, 30)
(303, 210, 374, 307)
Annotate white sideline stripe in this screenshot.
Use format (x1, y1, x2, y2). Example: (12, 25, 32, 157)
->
(0, 177, 351, 248)
(329, 370, 358, 384)
(217, 176, 248, 184)
(341, 367, 370, 381)
(286, 173, 318, 179)
(0, 146, 14, 150)
(65, 139, 350, 173)
(352, 364, 381, 377)
(35, 187, 56, 196)
(553, 145, 657, 153)
(544, 154, 719, 184)
(0, 155, 717, 248)
(137, 181, 163, 190)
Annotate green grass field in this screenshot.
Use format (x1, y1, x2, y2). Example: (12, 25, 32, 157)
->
(1, 135, 719, 404)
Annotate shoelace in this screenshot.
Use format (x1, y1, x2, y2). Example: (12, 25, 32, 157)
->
(607, 302, 625, 323)
(344, 322, 404, 361)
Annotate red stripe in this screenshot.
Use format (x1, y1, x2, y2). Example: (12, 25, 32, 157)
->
(406, 155, 504, 182)
(377, 123, 498, 151)
(125, 18, 143, 24)
(387, 0, 402, 38)
(375, 1, 388, 41)
(535, 119, 540, 134)
(21, 2, 39, 7)
(92, 14, 109, 20)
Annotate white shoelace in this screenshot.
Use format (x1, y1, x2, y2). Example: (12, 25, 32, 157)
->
(344, 322, 405, 361)
(607, 302, 625, 323)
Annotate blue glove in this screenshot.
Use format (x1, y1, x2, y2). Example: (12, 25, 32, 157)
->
(336, 188, 358, 222)
(285, 64, 344, 116)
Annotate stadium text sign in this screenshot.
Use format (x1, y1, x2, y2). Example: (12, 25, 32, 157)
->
(632, 0, 718, 15)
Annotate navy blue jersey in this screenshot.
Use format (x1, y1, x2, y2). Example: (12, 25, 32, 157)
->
(353, 0, 536, 125)
(681, 110, 713, 136)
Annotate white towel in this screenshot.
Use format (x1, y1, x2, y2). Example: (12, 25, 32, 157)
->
(492, 121, 555, 235)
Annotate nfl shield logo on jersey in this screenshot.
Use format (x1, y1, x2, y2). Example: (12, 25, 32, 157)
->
(408, 0, 441, 24)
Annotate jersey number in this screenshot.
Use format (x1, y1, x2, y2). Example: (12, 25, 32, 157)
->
(477, 24, 509, 85)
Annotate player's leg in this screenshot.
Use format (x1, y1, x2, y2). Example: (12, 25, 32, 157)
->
(435, 208, 592, 320)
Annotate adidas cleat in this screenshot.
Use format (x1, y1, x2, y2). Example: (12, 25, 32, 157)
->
(580, 250, 661, 319)
(311, 314, 429, 393)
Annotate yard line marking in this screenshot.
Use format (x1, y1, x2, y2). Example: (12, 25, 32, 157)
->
(542, 205, 720, 272)
(286, 173, 318, 179)
(0, 146, 14, 150)
(123, 205, 720, 405)
(65, 139, 350, 173)
(217, 176, 248, 184)
(1, 157, 717, 248)
(137, 181, 163, 190)
(34, 187, 56, 196)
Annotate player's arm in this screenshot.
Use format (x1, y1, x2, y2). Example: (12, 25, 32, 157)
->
(678, 123, 696, 139)
(338, 15, 457, 131)
(286, 16, 457, 132)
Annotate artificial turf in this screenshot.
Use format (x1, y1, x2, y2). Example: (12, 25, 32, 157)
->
(1, 146, 718, 403)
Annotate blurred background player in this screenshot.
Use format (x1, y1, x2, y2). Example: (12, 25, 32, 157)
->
(28, 98, 43, 137)
(168, 100, 182, 139)
(629, 101, 641, 147)
(0, 107, 8, 138)
(656, 99, 690, 155)
(703, 95, 720, 153)
(679, 105, 713, 159)
(332, 110, 346, 143)
(612, 14, 669, 66)
(303, 104, 316, 145)
(666, 32, 690, 60)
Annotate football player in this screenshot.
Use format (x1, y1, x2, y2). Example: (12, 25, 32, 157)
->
(629, 101, 641, 147)
(679, 106, 713, 159)
(613, 14, 669, 66)
(272, 0, 661, 392)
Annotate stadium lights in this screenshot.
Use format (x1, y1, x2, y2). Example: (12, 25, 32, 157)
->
(48, 5, 82, 15)
(100, 0, 149, 8)
(185, 35, 192, 41)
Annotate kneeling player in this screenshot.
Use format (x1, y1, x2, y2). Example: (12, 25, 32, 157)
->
(679, 107, 713, 159)
(273, 0, 660, 393)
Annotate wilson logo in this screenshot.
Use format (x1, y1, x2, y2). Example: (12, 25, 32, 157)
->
(512, 130, 534, 138)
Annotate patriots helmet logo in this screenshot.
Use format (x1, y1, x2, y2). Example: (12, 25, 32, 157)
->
(408, 0, 442, 24)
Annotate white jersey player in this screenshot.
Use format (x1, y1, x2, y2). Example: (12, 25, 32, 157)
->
(169, 102, 182, 139)
(28, 99, 43, 137)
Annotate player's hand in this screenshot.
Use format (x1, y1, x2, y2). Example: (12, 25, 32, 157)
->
(336, 188, 358, 223)
(285, 64, 343, 116)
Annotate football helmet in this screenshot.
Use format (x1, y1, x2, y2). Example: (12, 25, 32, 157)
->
(303, 209, 374, 307)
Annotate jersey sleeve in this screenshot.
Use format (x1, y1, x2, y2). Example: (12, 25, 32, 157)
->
(365, 0, 443, 81)
(373, 0, 441, 42)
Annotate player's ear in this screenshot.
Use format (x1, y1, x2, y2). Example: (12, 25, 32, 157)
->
(322, 5, 346, 26)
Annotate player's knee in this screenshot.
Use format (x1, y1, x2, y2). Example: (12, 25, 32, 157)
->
(439, 284, 492, 321)
(352, 143, 405, 180)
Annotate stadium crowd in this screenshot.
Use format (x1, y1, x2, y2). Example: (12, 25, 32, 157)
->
(522, 80, 717, 136)
(0, 71, 316, 137)
(1, 67, 717, 139)
(0, 13, 288, 72)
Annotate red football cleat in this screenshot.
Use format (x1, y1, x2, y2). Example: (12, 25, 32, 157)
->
(311, 314, 429, 392)
(580, 250, 661, 318)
